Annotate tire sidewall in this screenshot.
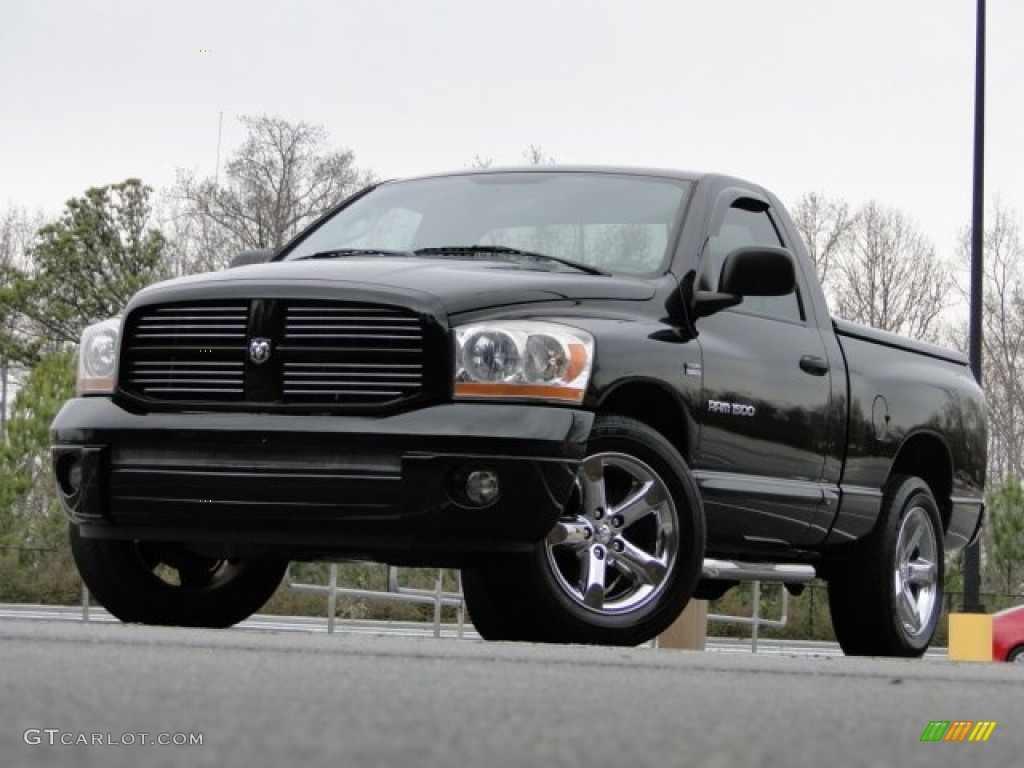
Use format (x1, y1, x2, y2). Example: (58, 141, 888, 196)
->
(70, 526, 286, 627)
(879, 477, 944, 654)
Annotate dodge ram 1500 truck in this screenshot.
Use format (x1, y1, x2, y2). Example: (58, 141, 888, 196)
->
(51, 167, 986, 654)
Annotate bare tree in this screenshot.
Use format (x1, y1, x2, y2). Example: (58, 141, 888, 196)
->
(0, 208, 38, 269)
(831, 201, 952, 343)
(790, 192, 855, 288)
(467, 145, 555, 170)
(157, 195, 236, 278)
(961, 202, 1024, 481)
(0, 206, 44, 432)
(169, 115, 375, 272)
(522, 144, 555, 165)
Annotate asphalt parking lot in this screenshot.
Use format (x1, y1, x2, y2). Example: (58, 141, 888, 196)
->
(2, 617, 1020, 768)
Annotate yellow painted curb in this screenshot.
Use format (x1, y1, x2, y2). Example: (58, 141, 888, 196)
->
(947, 613, 993, 661)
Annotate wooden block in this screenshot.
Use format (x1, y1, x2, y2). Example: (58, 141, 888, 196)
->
(658, 599, 708, 650)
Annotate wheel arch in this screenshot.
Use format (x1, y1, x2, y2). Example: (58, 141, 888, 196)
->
(889, 430, 954, 532)
(595, 379, 692, 463)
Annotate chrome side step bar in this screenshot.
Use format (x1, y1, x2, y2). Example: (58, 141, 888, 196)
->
(701, 559, 816, 584)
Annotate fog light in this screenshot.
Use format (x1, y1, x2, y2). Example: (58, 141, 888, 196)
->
(465, 470, 500, 506)
(56, 454, 82, 497)
(68, 461, 82, 493)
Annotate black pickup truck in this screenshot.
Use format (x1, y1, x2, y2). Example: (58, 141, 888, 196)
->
(51, 167, 986, 655)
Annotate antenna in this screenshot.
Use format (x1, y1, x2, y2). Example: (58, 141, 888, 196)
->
(214, 110, 224, 198)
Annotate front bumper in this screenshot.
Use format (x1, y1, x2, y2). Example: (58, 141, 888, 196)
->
(51, 398, 593, 563)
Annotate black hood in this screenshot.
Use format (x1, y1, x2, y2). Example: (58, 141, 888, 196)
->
(132, 257, 656, 317)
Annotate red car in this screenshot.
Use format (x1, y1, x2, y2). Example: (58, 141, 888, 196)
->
(993, 605, 1024, 662)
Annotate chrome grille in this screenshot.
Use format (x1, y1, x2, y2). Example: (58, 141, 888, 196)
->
(120, 300, 427, 408)
(131, 304, 249, 341)
(280, 303, 424, 404)
(122, 303, 248, 400)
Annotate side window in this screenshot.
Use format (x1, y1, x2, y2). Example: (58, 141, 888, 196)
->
(700, 205, 804, 322)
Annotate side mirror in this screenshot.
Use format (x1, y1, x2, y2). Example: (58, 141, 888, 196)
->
(719, 246, 795, 296)
(229, 249, 274, 268)
(694, 246, 796, 317)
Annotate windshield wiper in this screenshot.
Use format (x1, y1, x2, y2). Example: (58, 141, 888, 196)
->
(413, 245, 610, 276)
(298, 248, 415, 260)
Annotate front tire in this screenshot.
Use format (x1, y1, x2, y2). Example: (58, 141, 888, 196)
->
(827, 475, 944, 657)
(463, 415, 705, 646)
(70, 525, 287, 628)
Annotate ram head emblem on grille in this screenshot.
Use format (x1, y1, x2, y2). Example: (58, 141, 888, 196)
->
(248, 338, 272, 365)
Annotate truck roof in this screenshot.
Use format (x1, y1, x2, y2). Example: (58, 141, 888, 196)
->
(389, 165, 713, 184)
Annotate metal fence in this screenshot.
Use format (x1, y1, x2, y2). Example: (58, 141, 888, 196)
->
(282, 558, 814, 650)
(708, 581, 794, 653)
(283, 563, 466, 637)
(5, 542, 1021, 651)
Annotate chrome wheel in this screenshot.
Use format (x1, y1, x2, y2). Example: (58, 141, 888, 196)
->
(544, 451, 679, 615)
(893, 505, 939, 639)
(463, 415, 704, 645)
(828, 475, 943, 657)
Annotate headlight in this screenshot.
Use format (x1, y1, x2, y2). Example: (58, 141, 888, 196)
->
(77, 317, 121, 395)
(454, 321, 594, 404)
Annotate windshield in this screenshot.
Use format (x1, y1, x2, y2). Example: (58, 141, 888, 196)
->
(284, 171, 691, 276)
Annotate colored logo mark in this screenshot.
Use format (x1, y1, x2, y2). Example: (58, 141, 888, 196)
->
(920, 721, 996, 742)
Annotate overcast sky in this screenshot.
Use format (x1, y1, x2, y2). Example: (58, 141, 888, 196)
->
(1, 0, 1021, 268)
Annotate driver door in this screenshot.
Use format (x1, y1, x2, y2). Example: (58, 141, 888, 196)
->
(693, 198, 836, 552)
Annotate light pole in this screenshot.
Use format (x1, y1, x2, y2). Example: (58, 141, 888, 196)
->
(963, 0, 985, 614)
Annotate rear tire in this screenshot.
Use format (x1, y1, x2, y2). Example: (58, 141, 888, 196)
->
(1007, 645, 1024, 663)
(463, 415, 705, 646)
(70, 525, 287, 628)
(827, 475, 943, 657)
